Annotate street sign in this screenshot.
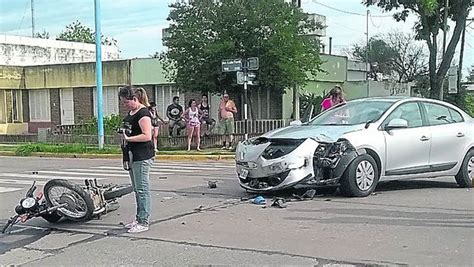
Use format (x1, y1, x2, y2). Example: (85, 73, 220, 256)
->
(448, 66, 458, 94)
(237, 71, 245, 84)
(222, 59, 242, 72)
(236, 71, 257, 85)
(246, 57, 259, 70)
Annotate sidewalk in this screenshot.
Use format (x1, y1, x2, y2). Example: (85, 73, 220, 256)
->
(0, 144, 235, 161)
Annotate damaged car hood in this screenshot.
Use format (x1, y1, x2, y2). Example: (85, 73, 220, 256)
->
(262, 124, 365, 142)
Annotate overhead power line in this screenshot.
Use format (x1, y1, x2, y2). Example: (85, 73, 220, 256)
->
(311, 0, 393, 18)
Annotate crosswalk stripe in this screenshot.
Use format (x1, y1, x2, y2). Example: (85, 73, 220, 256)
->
(63, 169, 173, 175)
(0, 187, 22, 193)
(89, 166, 197, 173)
(0, 179, 47, 186)
(0, 173, 106, 180)
(93, 165, 232, 171)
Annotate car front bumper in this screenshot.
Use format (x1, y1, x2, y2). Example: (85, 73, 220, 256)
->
(235, 138, 320, 192)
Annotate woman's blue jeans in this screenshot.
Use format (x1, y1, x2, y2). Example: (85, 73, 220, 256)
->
(129, 159, 153, 225)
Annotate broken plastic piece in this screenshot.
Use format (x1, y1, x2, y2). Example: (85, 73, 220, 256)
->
(208, 181, 217, 189)
(271, 198, 287, 208)
(293, 189, 317, 201)
(252, 196, 266, 205)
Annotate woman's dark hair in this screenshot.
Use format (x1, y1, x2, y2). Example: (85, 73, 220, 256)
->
(188, 99, 196, 108)
(119, 86, 150, 106)
(149, 101, 156, 107)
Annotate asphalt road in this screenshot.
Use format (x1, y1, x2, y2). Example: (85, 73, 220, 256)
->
(0, 156, 472, 266)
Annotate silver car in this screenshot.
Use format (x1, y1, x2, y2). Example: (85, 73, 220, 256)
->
(235, 97, 474, 197)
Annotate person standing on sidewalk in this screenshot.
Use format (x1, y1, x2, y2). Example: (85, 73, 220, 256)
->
(119, 86, 154, 233)
(198, 94, 216, 136)
(218, 93, 237, 150)
(148, 102, 166, 153)
(184, 99, 203, 151)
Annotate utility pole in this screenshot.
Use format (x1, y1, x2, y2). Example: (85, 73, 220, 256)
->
(366, 9, 370, 97)
(292, 0, 301, 121)
(440, 0, 449, 101)
(94, 0, 104, 149)
(31, 0, 35, 37)
(243, 59, 249, 140)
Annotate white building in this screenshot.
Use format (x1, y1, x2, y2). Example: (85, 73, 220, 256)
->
(0, 34, 120, 66)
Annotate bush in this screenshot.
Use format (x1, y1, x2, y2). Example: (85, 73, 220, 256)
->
(15, 143, 121, 156)
(80, 114, 123, 135)
(299, 91, 326, 122)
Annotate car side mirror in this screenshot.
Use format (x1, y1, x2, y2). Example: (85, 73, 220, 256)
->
(290, 120, 302, 126)
(385, 118, 408, 131)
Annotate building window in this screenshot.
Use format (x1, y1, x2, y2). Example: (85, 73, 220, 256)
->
(93, 87, 119, 116)
(5, 90, 23, 123)
(29, 89, 51, 122)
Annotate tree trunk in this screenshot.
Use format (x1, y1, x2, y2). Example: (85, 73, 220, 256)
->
(434, 0, 470, 100)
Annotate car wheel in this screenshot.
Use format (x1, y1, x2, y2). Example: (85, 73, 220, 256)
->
(340, 154, 379, 197)
(455, 150, 474, 188)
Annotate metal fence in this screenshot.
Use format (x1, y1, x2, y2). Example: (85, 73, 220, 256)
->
(54, 119, 291, 136)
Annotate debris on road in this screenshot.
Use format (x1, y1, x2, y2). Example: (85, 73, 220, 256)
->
(252, 196, 266, 205)
(293, 189, 316, 201)
(271, 198, 287, 208)
(158, 176, 168, 180)
(194, 205, 205, 211)
(208, 180, 218, 189)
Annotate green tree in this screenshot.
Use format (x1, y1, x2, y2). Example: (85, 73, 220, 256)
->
(350, 37, 398, 81)
(159, 0, 323, 94)
(56, 20, 117, 46)
(364, 0, 473, 99)
(350, 31, 428, 84)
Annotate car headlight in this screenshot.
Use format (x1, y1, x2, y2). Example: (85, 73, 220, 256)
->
(261, 139, 305, 160)
(21, 197, 36, 209)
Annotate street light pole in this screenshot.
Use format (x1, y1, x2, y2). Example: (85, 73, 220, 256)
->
(366, 9, 370, 97)
(292, 0, 301, 121)
(94, 0, 104, 149)
(243, 64, 249, 140)
(31, 0, 35, 37)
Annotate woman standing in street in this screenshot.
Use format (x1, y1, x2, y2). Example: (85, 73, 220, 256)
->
(119, 86, 154, 233)
(184, 99, 203, 151)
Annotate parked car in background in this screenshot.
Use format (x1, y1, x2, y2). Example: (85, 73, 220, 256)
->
(236, 97, 474, 197)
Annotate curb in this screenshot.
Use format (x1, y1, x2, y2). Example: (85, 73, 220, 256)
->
(0, 151, 235, 161)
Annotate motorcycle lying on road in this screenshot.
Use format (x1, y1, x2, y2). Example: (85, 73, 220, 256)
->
(1, 178, 133, 234)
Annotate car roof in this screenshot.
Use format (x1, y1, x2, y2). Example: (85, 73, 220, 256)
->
(352, 96, 472, 118)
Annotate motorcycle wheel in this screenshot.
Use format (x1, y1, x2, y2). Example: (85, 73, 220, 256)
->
(44, 179, 94, 222)
(103, 184, 133, 200)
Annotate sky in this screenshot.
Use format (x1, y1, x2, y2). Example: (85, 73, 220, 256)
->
(0, 0, 472, 78)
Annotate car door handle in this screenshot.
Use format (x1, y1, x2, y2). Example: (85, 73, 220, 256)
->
(456, 133, 465, 138)
(420, 136, 430, 141)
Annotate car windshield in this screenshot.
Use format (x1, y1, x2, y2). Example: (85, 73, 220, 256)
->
(308, 100, 395, 126)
